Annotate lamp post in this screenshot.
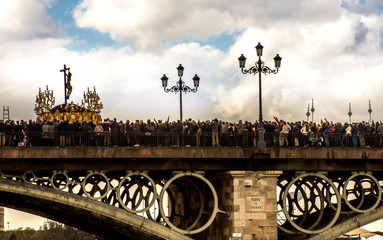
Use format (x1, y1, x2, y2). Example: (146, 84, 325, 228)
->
(368, 99, 372, 123)
(161, 64, 200, 121)
(311, 99, 315, 123)
(238, 42, 282, 148)
(306, 103, 311, 122)
(348, 103, 352, 123)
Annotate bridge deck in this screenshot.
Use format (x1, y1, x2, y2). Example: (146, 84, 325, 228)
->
(1, 147, 383, 172)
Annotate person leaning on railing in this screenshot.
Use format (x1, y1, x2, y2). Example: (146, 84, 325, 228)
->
(0, 120, 6, 147)
(365, 122, 373, 147)
(4, 117, 383, 148)
(110, 118, 120, 146)
(321, 122, 330, 148)
(291, 122, 300, 147)
(211, 118, 220, 147)
(102, 119, 111, 147)
(133, 120, 140, 147)
(358, 122, 365, 148)
(300, 123, 310, 147)
(94, 122, 103, 146)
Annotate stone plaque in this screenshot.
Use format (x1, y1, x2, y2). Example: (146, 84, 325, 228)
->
(246, 196, 265, 212)
(244, 179, 253, 187)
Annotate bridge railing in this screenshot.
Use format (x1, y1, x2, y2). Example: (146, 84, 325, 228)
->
(0, 131, 382, 148)
(0, 131, 257, 148)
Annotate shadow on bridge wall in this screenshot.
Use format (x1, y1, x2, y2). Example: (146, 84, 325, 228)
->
(0, 178, 191, 240)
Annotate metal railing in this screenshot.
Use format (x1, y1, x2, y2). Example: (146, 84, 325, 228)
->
(0, 131, 382, 148)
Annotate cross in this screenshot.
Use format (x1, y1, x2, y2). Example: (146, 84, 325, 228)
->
(60, 64, 72, 105)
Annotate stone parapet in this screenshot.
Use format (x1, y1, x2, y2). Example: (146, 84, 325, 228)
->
(1, 147, 383, 160)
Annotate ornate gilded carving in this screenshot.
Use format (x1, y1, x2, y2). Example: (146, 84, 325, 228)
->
(82, 87, 103, 112)
(34, 85, 55, 118)
(35, 66, 103, 123)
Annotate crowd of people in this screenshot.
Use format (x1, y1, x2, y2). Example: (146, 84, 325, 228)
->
(0, 117, 383, 148)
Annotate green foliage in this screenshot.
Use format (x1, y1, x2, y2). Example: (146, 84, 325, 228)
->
(2, 220, 98, 240)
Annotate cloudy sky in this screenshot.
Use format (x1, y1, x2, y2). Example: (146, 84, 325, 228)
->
(1, 0, 383, 124)
(1, 0, 383, 233)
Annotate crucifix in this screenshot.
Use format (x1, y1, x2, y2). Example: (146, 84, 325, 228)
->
(60, 64, 72, 105)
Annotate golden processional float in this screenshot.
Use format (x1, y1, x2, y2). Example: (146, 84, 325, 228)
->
(34, 65, 103, 124)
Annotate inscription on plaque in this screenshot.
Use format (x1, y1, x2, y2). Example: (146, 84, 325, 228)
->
(246, 196, 265, 212)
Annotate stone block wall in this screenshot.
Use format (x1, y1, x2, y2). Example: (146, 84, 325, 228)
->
(205, 171, 282, 240)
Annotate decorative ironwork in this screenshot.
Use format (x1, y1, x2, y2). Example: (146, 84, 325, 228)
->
(277, 172, 382, 236)
(163, 80, 198, 94)
(1, 170, 225, 235)
(81, 87, 103, 112)
(239, 59, 280, 75)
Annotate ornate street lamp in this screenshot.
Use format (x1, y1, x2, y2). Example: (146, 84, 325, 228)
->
(238, 42, 282, 148)
(311, 99, 315, 122)
(306, 103, 311, 122)
(368, 99, 372, 123)
(348, 103, 352, 123)
(161, 64, 200, 121)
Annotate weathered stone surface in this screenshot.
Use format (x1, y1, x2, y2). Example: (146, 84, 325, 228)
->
(2, 147, 383, 160)
(1, 147, 382, 172)
(206, 171, 281, 240)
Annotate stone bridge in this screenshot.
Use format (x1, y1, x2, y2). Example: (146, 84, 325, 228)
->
(1, 146, 383, 240)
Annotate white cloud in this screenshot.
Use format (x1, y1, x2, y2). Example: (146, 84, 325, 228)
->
(0, 39, 228, 122)
(72, 0, 343, 50)
(211, 8, 383, 122)
(342, 0, 383, 15)
(1, 0, 383, 124)
(0, 0, 62, 41)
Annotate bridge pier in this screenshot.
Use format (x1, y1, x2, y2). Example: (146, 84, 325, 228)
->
(206, 170, 282, 240)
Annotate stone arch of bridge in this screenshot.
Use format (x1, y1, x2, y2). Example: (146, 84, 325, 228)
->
(0, 178, 192, 240)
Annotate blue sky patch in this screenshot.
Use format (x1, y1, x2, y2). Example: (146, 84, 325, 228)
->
(196, 32, 240, 52)
(46, 0, 125, 51)
(45, 0, 237, 52)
